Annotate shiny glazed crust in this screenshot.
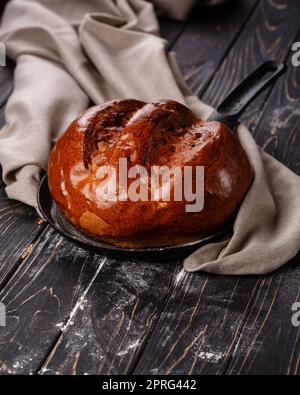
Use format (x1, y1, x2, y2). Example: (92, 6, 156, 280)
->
(48, 99, 253, 246)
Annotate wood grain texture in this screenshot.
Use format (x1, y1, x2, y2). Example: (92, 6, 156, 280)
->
(0, 227, 107, 374)
(0, 188, 47, 289)
(173, 0, 258, 96)
(202, 0, 300, 126)
(226, 261, 300, 375)
(39, 260, 180, 375)
(252, 43, 300, 174)
(134, 271, 261, 374)
(134, 0, 300, 375)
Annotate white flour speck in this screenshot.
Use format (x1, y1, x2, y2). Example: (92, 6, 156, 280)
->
(198, 350, 224, 363)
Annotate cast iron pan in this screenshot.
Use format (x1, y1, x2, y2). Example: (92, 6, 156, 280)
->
(38, 61, 286, 261)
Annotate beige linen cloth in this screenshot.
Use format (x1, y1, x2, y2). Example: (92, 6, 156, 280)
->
(0, 0, 299, 275)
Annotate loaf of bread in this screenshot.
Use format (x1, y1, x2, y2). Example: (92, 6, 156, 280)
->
(48, 99, 253, 247)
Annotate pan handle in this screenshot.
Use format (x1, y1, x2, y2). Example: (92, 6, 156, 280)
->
(207, 61, 287, 130)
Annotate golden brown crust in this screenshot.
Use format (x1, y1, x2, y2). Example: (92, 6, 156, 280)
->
(48, 99, 253, 246)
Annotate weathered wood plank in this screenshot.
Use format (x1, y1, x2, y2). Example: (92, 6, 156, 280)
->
(173, 0, 258, 96)
(0, 189, 47, 289)
(226, 261, 300, 375)
(39, 260, 180, 375)
(134, 0, 300, 375)
(135, 271, 262, 375)
(0, 227, 107, 374)
(202, 0, 300, 125)
(251, 44, 300, 174)
(0, 211, 181, 375)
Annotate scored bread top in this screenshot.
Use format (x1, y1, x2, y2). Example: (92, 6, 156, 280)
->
(48, 99, 253, 246)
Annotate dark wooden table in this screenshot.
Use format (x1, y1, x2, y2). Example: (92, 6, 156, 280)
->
(0, 0, 299, 375)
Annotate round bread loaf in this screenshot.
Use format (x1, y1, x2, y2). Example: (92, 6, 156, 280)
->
(48, 99, 253, 247)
